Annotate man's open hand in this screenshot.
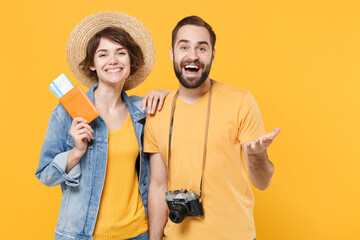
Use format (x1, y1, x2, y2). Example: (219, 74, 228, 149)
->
(243, 127, 281, 155)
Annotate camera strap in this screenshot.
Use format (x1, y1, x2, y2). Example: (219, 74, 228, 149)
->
(167, 80, 213, 198)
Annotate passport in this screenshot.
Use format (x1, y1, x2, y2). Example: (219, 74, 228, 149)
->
(50, 74, 100, 123)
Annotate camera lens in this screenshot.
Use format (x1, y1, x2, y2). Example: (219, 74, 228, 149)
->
(169, 210, 185, 223)
(169, 204, 189, 223)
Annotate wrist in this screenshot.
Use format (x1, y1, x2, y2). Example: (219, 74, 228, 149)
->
(69, 148, 85, 161)
(245, 149, 266, 158)
(246, 150, 269, 166)
(66, 148, 85, 173)
(75, 146, 87, 155)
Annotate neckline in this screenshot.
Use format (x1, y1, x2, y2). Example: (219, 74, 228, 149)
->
(108, 113, 131, 135)
(177, 80, 216, 106)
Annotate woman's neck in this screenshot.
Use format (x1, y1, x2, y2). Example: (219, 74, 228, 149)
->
(94, 82, 125, 112)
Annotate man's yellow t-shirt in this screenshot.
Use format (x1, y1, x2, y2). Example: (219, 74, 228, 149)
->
(144, 81, 265, 240)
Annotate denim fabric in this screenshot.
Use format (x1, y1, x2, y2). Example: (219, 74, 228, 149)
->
(127, 231, 148, 240)
(35, 84, 150, 240)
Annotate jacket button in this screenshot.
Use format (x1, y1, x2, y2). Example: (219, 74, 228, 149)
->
(142, 180, 146, 185)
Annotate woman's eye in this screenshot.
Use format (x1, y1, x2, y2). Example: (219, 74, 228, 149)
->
(119, 52, 126, 55)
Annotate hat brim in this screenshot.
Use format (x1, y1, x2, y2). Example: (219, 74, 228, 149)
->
(66, 11, 155, 90)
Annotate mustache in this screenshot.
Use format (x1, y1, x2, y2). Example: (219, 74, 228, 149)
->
(180, 60, 204, 68)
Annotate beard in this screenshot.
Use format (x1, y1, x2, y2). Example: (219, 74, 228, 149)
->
(173, 59, 212, 89)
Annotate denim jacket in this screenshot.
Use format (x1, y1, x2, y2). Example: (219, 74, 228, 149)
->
(35, 84, 150, 240)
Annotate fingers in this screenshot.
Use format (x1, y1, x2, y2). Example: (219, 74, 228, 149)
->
(142, 90, 156, 113)
(146, 93, 155, 114)
(260, 136, 272, 146)
(149, 94, 159, 114)
(245, 139, 259, 152)
(78, 127, 94, 141)
(158, 96, 164, 111)
(266, 127, 281, 140)
(74, 122, 94, 133)
(71, 117, 87, 128)
(253, 138, 260, 149)
(245, 142, 253, 152)
(70, 128, 93, 142)
(70, 118, 94, 141)
(142, 90, 168, 114)
(142, 89, 170, 114)
(243, 128, 281, 155)
(141, 92, 150, 110)
(244, 137, 268, 154)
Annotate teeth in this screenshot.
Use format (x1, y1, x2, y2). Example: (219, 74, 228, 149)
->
(107, 68, 121, 73)
(184, 65, 199, 70)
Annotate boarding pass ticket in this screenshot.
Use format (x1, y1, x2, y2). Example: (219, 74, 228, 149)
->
(49, 73, 74, 98)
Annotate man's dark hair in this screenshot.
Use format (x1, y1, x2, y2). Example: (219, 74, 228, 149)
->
(172, 16, 216, 49)
(80, 27, 144, 81)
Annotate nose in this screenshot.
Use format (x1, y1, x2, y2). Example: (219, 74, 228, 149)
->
(187, 48, 199, 61)
(109, 53, 119, 65)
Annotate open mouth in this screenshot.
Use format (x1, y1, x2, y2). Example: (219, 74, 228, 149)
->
(183, 65, 200, 73)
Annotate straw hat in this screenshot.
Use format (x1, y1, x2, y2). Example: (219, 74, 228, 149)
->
(66, 11, 155, 90)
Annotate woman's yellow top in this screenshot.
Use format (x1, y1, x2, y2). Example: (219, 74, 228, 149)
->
(93, 114, 148, 240)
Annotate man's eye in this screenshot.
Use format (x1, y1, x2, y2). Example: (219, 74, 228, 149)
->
(180, 46, 188, 50)
(199, 47, 206, 52)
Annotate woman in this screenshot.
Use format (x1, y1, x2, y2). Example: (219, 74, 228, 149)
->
(36, 12, 167, 240)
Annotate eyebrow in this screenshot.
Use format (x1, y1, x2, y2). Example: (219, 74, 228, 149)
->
(176, 39, 209, 46)
(96, 47, 125, 54)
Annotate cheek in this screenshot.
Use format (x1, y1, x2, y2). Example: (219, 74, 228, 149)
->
(203, 54, 213, 63)
(92, 58, 103, 70)
(175, 55, 184, 65)
(124, 55, 131, 67)
(172, 51, 183, 61)
(126, 58, 131, 67)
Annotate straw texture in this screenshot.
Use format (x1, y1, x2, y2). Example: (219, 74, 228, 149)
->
(66, 11, 155, 90)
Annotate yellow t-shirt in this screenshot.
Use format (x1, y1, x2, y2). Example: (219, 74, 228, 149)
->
(144, 81, 265, 240)
(93, 114, 148, 240)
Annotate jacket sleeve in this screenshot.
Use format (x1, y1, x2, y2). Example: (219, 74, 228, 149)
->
(35, 107, 81, 187)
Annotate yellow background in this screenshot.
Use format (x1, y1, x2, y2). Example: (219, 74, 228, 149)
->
(1, 0, 359, 239)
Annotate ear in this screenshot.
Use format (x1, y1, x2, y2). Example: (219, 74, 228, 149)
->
(170, 46, 174, 62)
(89, 66, 96, 71)
(211, 49, 215, 63)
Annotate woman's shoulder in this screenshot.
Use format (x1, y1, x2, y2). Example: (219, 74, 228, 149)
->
(50, 103, 73, 126)
(128, 95, 143, 104)
(127, 95, 146, 114)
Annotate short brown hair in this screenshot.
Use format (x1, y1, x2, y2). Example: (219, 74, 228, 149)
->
(172, 16, 216, 49)
(80, 27, 144, 81)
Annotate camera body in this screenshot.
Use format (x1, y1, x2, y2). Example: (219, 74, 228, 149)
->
(165, 189, 204, 223)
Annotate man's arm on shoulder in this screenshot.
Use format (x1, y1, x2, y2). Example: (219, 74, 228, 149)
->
(242, 127, 281, 190)
(148, 152, 168, 240)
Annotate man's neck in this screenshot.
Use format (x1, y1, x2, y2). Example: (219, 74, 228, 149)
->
(178, 78, 212, 104)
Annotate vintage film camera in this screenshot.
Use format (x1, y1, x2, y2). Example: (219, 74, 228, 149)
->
(165, 189, 204, 223)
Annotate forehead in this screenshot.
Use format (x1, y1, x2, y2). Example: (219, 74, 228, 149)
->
(174, 25, 211, 46)
(97, 37, 124, 49)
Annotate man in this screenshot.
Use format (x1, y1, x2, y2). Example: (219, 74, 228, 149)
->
(144, 16, 280, 240)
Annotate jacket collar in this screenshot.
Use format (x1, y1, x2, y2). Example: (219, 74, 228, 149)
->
(86, 83, 146, 124)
